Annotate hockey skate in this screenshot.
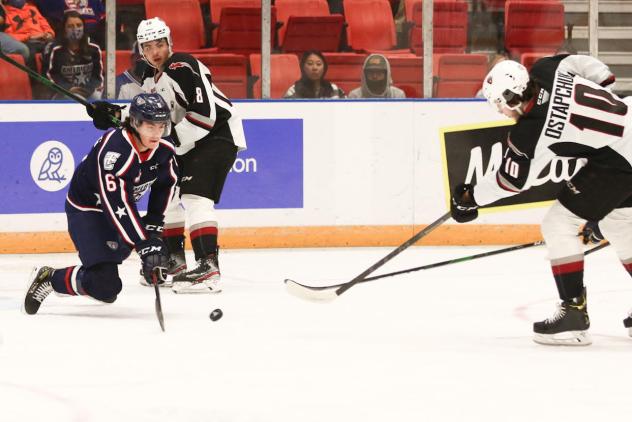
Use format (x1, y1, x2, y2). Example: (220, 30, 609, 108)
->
(139, 251, 186, 287)
(172, 252, 221, 294)
(23, 266, 54, 315)
(623, 311, 632, 338)
(533, 289, 592, 346)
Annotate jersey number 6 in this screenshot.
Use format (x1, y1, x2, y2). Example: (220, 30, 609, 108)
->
(105, 173, 117, 192)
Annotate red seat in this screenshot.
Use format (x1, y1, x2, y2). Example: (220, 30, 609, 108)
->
(385, 55, 423, 97)
(249, 53, 301, 98)
(343, 0, 409, 53)
(101, 50, 133, 76)
(504, 1, 565, 58)
(520, 51, 555, 71)
(194, 53, 249, 98)
(410, 0, 468, 56)
(276, 0, 330, 42)
(145, 0, 207, 50)
(434, 53, 488, 98)
(210, 0, 261, 44)
(322, 52, 366, 94)
(0, 55, 32, 100)
(119, 0, 209, 4)
(210, 7, 277, 55)
(281, 16, 344, 53)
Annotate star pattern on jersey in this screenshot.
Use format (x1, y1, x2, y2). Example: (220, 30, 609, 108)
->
(74, 72, 90, 86)
(115, 206, 127, 219)
(94, 193, 101, 206)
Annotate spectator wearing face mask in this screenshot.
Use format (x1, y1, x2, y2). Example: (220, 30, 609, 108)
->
(34, 0, 105, 48)
(0, 1, 30, 63)
(116, 41, 146, 99)
(2, 0, 54, 67)
(43, 10, 102, 100)
(348, 54, 405, 99)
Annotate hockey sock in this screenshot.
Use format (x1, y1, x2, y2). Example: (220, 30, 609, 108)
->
(163, 225, 185, 255)
(621, 258, 632, 278)
(189, 224, 218, 261)
(551, 256, 584, 301)
(50, 266, 86, 296)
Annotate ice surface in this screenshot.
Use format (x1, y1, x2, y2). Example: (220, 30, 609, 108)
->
(1, 245, 632, 422)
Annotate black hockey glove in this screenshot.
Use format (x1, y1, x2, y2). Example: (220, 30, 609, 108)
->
(451, 183, 479, 223)
(86, 101, 123, 130)
(579, 221, 604, 245)
(136, 237, 169, 284)
(142, 216, 164, 239)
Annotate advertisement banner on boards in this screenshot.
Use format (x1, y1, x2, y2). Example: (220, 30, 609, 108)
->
(440, 121, 584, 210)
(0, 118, 303, 214)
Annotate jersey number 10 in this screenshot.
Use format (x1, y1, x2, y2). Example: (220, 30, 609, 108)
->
(569, 84, 628, 137)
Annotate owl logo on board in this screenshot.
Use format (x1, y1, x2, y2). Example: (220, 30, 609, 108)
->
(30, 141, 75, 192)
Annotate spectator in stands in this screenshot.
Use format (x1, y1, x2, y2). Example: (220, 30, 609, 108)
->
(116, 42, 146, 99)
(44, 11, 102, 100)
(348, 54, 405, 99)
(3, 0, 54, 66)
(284, 50, 345, 99)
(0, 1, 30, 63)
(34, 0, 105, 48)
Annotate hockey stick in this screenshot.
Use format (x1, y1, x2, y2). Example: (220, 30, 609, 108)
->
(0, 50, 120, 126)
(285, 211, 452, 302)
(286, 240, 545, 293)
(285, 240, 611, 301)
(151, 270, 166, 332)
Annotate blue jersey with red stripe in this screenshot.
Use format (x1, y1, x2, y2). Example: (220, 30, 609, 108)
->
(66, 128, 178, 247)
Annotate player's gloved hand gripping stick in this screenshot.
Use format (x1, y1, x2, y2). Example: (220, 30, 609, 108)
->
(0, 50, 121, 128)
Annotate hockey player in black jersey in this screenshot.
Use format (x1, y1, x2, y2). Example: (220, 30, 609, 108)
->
(24, 93, 178, 315)
(89, 17, 247, 294)
(451, 55, 632, 346)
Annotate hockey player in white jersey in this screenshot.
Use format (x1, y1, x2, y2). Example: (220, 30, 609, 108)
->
(451, 55, 632, 346)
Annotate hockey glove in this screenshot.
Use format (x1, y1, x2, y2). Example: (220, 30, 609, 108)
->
(86, 101, 123, 130)
(142, 216, 164, 239)
(136, 237, 169, 284)
(579, 220, 604, 245)
(451, 183, 479, 223)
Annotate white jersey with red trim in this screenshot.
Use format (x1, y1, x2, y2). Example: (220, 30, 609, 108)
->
(140, 52, 246, 155)
(66, 128, 178, 247)
(474, 55, 632, 207)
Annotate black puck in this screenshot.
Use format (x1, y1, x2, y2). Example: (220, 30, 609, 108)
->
(210, 308, 223, 321)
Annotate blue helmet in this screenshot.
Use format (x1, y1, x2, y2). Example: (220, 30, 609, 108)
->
(129, 93, 171, 136)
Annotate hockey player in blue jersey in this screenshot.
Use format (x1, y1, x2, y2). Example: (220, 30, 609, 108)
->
(23, 93, 178, 315)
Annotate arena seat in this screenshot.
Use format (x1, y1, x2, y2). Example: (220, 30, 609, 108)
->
(385, 55, 423, 97)
(145, 0, 207, 50)
(409, 0, 468, 56)
(276, 0, 330, 42)
(343, 0, 409, 54)
(434, 53, 488, 98)
(322, 52, 366, 95)
(194, 53, 249, 98)
(281, 16, 345, 53)
(210, 0, 261, 43)
(249, 53, 301, 98)
(504, 0, 565, 58)
(210, 7, 277, 55)
(0, 55, 32, 100)
(101, 51, 133, 76)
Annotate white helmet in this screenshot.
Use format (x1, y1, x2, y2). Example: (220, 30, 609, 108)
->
(136, 17, 173, 61)
(482, 60, 529, 113)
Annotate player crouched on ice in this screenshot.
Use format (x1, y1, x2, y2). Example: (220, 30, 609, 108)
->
(23, 93, 177, 315)
(450, 55, 632, 346)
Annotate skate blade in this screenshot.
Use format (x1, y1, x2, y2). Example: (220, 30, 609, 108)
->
(533, 331, 592, 346)
(172, 282, 222, 294)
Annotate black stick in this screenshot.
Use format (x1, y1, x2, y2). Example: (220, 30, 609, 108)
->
(0, 50, 120, 126)
(335, 212, 451, 296)
(285, 240, 611, 300)
(151, 270, 165, 332)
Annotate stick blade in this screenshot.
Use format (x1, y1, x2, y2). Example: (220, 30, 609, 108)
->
(284, 279, 338, 302)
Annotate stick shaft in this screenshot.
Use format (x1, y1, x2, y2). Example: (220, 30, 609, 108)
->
(335, 212, 451, 295)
